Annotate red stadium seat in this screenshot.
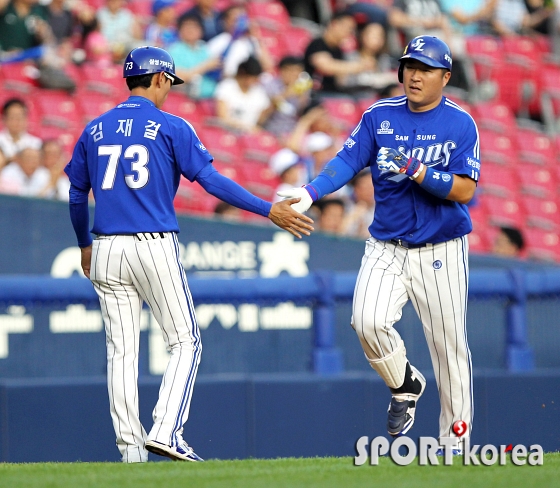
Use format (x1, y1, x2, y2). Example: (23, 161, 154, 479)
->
(520, 195, 560, 230)
(523, 227, 560, 261)
(82, 63, 129, 97)
(164, 92, 207, 126)
(515, 128, 554, 166)
(174, 178, 219, 216)
(520, 166, 556, 199)
(239, 130, 282, 163)
(255, 27, 288, 67)
(466, 35, 502, 58)
(0, 62, 40, 93)
(472, 101, 517, 134)
(468, 224, 492, 254)
(247, 0, 291, 30)
(35, 125, 80, 154)
(76, 92, 118, 124)
(238, 159, 279, 201)
(478, 160, 520, 198)
(321, 97, 361, 131)
(281, 26, 313, 56)
(197, 125, 242, 164)
(32, 90, 82, 130)
(478, 129, 517, 165)
(479, 194, 525, 228)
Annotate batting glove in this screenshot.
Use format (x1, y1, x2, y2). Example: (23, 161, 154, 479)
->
(376, 147, 424, 179)
(277, 187, 313, 214)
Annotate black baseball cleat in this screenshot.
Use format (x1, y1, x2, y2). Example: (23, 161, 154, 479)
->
(387, 363, 426, 437)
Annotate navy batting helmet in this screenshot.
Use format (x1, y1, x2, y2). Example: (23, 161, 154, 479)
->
(123, 46, 184, 85)
(398, 36, 452, 83)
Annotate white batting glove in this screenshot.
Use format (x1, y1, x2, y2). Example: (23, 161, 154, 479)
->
(277, 187, 313, 214)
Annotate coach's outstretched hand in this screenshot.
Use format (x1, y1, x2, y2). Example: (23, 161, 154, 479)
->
(269, 199, 314, 239)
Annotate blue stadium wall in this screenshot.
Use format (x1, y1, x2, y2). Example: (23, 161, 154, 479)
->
(0, 194, 559, 461)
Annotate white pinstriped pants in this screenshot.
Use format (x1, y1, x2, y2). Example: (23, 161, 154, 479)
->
(90, 233, 201, 463)
(352, 236, 473, 440)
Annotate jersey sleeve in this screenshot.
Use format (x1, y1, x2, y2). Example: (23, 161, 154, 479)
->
(64, 129, 91, 192)
(169, 117, 213, 181)
(447, 116, 481, 183)
(336, 111, 375, 174)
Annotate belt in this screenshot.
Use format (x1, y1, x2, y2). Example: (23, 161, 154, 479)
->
(390, 239, 427, 249)
(95, 232, 167, 241)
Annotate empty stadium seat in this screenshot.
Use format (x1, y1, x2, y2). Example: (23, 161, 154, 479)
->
(0, 62, 40, 93)
(197, 125, 242, 164)
(238, 159, 279, 201)
(520, 166, 556, 199)
(82, 63, 128, 97)
(281, 26, 313, 56)
(523, 227, 560, 261)
(515, 128, 554, 166)
(164, 92, 207, 126)
(174, 178, 219, 216)
(247, 0, 291, 29)
(520, 195, 559, 230)
(255, 26, 288, 67)
(321, 97, 361, 131)
(478, 160, 520, 198)
(478, 194, 525, 228)
(478, 129, 517, 165)
(76, 91, 118, 124)
(239, 131, 282, 163)
(32, 90, 81, 130)
(472, 101, 517, 134)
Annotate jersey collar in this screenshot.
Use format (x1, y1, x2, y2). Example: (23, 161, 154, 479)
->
(126, 95, 156, 107)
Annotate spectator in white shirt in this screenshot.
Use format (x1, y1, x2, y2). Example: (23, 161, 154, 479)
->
(215, 56, 272, 133)
(0, 147, 50, 196)
(0, 98, 42, 166)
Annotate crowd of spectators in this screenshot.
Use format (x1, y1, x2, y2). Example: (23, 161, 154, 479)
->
(0, 0, 559, 245)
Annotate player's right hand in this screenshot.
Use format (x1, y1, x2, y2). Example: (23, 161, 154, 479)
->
(269, 198, 314, 239)
(277, 187, 313, 213)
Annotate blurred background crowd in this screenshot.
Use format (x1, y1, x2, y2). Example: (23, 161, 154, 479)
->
(1, 0, 560, 259)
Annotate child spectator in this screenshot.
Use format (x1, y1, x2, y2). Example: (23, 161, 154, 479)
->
(145, 0, 177, 48)
(215, 56, 272, 133)
(493, 226, 525, 258)
(262, 56, 312, 139)
(269, 148, 306, 203)
(314, 198, 347, 235)
(168, 15, 220, 99)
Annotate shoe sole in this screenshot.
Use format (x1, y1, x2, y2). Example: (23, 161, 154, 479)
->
(145, 441, 199, 462)
(388, 366, 427, 437)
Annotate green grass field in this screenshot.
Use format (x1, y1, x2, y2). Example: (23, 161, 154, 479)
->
(1, 454, 559, 488)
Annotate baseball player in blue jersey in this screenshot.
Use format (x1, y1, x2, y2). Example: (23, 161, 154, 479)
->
(279, 36, 480, 454)
(65, 46, 314, 463)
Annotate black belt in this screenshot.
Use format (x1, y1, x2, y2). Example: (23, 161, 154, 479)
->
(95, 233, 167, 241)
(390, 239, 427, 249)
(135, 232, 166, 241)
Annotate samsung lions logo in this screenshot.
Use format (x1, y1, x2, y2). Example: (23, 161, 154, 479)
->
(377, 120, 393, 135)
(411, 38, 425, 51)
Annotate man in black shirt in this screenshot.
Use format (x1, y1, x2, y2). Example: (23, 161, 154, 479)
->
(304, 10, 374, 96)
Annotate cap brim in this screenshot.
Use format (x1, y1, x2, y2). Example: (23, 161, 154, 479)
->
(172, 75, 184, 86)
(398, 53, 448, 70)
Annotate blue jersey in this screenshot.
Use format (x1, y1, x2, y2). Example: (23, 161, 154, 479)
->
(338, 96, 481, 244)
(65, 96, 213, 235)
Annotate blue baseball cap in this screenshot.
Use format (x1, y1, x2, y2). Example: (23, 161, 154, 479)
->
(152, 0, 176, 16)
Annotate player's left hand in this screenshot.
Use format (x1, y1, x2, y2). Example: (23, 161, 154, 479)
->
(269, 200, 314, 239)
(81, 244, 92, 279)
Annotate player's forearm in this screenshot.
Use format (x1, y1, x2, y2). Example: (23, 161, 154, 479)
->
(195, 165, 272, 217)
(69, 184, 92, 247)
(414, 167, 475, 204)
(305, 155, 359, 201)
